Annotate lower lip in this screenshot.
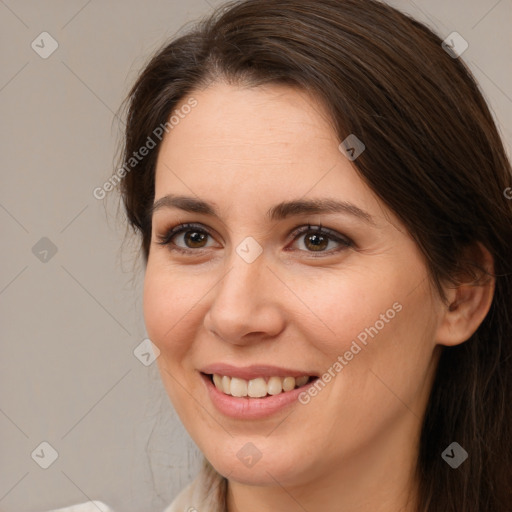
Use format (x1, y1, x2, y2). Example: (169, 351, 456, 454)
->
(200, 373, 316, 420)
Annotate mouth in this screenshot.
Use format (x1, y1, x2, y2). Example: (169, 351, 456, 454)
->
(202, 372, 318, 398)
(198, 363, 320, 419)
(200, 371, 319, 419)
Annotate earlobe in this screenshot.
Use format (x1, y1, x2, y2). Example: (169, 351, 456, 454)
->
(435, 243, 495, 347)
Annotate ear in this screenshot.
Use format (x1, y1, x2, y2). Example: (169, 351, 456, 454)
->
(435, 243, 495, 347)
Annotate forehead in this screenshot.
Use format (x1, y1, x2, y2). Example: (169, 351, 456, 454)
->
(157, 82, 334, 163)
(153, 82, 383, 221)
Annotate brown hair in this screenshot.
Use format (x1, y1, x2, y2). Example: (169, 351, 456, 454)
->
(117, 0, 512, 510)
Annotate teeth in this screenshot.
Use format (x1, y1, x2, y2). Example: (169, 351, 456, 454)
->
(222, 375, 230, 394)
(213, 374, 223, 389)
(296, 376, 309, 387)
(248, 377, 267, 397)
(211, 374, 312, 397)
(267, 376, 282, 395)
(283, 376, 296, 391)
(230, 377, 248, 397)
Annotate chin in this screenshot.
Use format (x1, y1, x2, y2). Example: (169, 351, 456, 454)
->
(212, 458, 295, 486)
(203, 441, 312, 488)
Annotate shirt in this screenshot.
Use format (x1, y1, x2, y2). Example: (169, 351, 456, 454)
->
(45, 459, 227, 512)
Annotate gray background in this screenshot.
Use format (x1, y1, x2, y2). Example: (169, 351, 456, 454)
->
(1, 1, 510, 511)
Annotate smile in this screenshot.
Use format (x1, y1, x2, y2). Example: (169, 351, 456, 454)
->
(199, 368, 319, 419)
(209, 373, 313, 397)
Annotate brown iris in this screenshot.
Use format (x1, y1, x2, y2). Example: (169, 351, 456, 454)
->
(184, 230, 208, 248)
(304, 232, 328, 251)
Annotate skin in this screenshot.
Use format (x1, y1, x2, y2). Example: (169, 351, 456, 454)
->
(143, 82, 494, 512)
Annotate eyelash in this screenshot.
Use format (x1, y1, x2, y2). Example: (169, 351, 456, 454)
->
(155, 222, 353, 257)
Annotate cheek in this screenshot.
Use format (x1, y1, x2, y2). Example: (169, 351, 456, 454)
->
(143, 266, 205, 413)
(290, 259, 437, 401)
(143, 269, 169, 345)
(142, 264, 199, 358)
(285, 265, 407, 357)
(318, 273, 438, 423)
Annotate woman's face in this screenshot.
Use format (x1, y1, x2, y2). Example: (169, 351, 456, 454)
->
(144, 82, 443, 490)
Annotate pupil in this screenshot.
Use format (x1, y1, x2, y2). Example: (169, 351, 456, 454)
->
(186, 231, 206, 248)
(183, 231, 329, 251)
(306, 233, 327, 251)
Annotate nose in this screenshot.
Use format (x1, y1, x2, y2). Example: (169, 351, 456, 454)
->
(203, 250, 285, 345)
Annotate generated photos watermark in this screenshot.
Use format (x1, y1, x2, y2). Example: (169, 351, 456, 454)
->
(441, 442, 468, 469)
(298, 301, 403, 404)
(93, 97, 198, 200)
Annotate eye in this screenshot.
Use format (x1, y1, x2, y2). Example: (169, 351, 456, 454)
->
(155, 222, 353, 256)
(155, 223, 218, 253)
(288, 224, 353, 255)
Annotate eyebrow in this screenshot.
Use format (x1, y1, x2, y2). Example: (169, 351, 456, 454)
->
(150, 194, 376, 226)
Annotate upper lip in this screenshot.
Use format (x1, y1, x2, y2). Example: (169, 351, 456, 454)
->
(199, 363, 318, 380)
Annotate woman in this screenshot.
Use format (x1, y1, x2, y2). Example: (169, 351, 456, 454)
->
(53, 0, 512, 510)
